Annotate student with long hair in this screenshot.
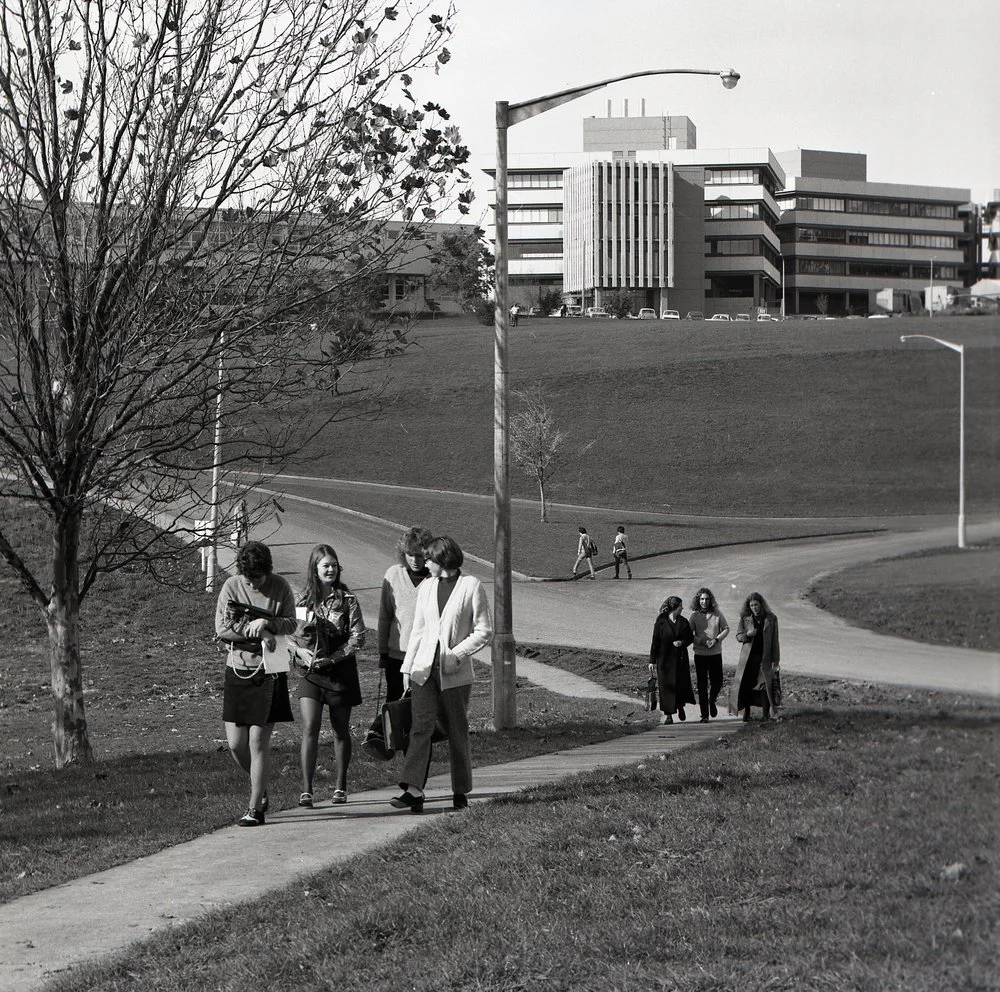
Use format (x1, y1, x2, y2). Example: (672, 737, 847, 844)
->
(294, 544, 366, 808)
(730, 591, 781, 722)
(688, 587, 730, 723)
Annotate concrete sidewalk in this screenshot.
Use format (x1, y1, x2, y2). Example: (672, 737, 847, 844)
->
(0, 715, 740, 992)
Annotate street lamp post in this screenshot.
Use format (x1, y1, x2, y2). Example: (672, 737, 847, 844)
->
(928, 257, 935, 318)
(780, 253, 786, 319)
(492, 68, 740, 729)
(205, 330, 225, 592)
(900, 334, 966, 549)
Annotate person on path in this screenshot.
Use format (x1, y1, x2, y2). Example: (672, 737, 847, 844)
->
(294, 544, 366, 809)
(377, 526, 433, 702)
(214, 541, 297, 827)
(649, 596, 695, 724)
(612, 525, 632, 579)
(391, 536, 493, 813)
(689, 587, 729, 723)
(572, 526, 597, 580)
(510, 303, 520, 327)
(730, 591, 781, 722)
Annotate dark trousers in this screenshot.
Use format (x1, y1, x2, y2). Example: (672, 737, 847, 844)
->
(383, 657, 405, 703)
(613, 550, 631, 578)
(694, 653, 723, 719)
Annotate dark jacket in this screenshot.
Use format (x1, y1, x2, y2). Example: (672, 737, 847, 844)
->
(649, 612, 695, 714)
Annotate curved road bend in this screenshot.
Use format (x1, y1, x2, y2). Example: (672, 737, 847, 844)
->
(258, 488, 1000, 700)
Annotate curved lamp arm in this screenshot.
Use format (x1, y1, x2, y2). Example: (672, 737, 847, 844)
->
(506, 68, 740, 126)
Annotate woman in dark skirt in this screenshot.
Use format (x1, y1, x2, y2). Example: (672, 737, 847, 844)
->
(293, 544, 366, 809)
(215, 541, 297, 826)
(649, 596, 695, 724)
(730, 591, 781, 722)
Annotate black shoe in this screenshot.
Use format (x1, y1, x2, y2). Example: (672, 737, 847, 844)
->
(699, 717, 709, 723)
(237, 808, 264, 827)
(452, 793, 469, 810)
(677, 707, 686, 722)
(390, 791, 424, 813)
(709, 702, 718, 718)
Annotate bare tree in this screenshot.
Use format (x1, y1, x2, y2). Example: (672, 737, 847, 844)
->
(509, 385, 565, 522)
(0, 0, 472, 766)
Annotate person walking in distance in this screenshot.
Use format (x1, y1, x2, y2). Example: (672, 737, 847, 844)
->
(612, 525, 632, 579)
(572, 526, 597, 580)
(688, 587, 729, 723)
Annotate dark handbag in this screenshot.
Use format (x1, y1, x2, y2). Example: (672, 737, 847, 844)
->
(362, 670, 395, 761)
(642, 673, 658, 712)
(224, 600, 273, 639)
(771, 669, 783, 707)
(381, 691, 449, 754)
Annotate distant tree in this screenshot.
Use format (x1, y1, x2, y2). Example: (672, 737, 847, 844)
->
(816, 293, 830, 316)
(536, 289, 564, 315)
(604, 290, 634, 319)
(0, 0, 471, 767)
(510, 385, 566, 522)
(429, 226, 495, 309)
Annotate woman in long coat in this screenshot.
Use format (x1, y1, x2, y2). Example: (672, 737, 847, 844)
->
(649, 596, 695, 724)
(729, 591, 781, 721)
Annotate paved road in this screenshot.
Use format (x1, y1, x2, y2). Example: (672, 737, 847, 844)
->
(261, 483, 1000, 698)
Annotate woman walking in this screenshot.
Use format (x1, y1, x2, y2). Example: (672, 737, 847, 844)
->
(215, 541, 297, 826)
(294, 544, 366, 808)
(572, 526, 597, 580)
(612, 525, 632, 579)
(391, 536, 493, 813)
(730, 592, 781, 722)
(377, 526, 433, 702)
(649, 596, 695, 724)
(689, 587, 730, 723)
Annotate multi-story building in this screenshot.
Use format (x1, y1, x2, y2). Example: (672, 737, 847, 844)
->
(487, 107, 784, 315)
(487, 110, 978, 317)
(775, 150, 970, 315)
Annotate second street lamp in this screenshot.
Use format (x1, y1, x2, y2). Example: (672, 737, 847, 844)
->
(492, 68, 740, 729)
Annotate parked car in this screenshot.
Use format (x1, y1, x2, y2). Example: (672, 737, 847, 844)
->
(685, 311, 705, 320)
(636, 308, 657, 320)
(565, 305, 583, 317)
(527, 306, 543, 317)
(661, 309, 680, 320)
(756, 313, 777, 322)
(708, 313, 731, 321)
(867, 312, 891, 319)
(734, 313, 751, 321)
(585, 307, 610, 318)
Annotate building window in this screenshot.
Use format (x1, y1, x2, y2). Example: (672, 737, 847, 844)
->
(705, 167, 757, 185)
(796, 258, 847, 275)
(509, 241, 563, 259)
(508, 206, 563, 224)
(508, 172, 564, 189)
(911, 233, 955, 249)
(706, 202, 761, 221)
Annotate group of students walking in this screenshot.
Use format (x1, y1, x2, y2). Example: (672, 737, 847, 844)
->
(649, 587, 781, 726)
(214, 528, 492, 827)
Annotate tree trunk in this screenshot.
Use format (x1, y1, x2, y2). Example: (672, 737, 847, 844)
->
(47, 513, 93, 767)
(537, 476, 548, 522)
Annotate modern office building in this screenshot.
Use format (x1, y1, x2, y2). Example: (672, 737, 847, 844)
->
(774, 150, 970, 314)
(487, 107, 784, 315)
(487, 108, 976, 316)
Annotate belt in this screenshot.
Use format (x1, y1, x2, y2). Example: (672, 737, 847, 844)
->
(228, 663, 263, 675)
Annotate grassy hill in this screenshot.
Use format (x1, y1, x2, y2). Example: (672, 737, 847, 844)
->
(291, 315, 999, 518)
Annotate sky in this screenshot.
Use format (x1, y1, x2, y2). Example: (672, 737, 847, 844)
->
(420, 0, 998, 225)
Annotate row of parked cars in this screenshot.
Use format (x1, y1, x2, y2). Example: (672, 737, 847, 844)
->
(540, 306, 782, 321)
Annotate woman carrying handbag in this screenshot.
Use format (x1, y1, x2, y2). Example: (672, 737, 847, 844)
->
(293, 544, 366, 808)
(390, 536, 492, 814)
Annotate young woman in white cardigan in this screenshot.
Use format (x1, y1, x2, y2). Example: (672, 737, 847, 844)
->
(390, 536, 493, 813)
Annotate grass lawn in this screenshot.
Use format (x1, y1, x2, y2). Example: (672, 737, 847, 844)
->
(270, 474, 885, 578)
(47, 699, 1000, 992)
(808, 538, 1000, 651)
(286, 314, 1000, 518)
